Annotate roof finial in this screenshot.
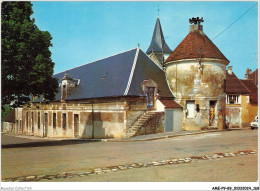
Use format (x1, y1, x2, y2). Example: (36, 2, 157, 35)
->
(138, 43, 140, 48)
(62, 70, 73, 80)
(157, 5, 160, 17)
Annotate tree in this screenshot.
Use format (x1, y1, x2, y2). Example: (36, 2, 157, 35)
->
(1, 1, 58, 107)
(1, 105, 12, 123)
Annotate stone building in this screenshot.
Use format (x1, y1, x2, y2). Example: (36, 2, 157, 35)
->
(15, 48, 182, 138)
(164, 17, 230, 130)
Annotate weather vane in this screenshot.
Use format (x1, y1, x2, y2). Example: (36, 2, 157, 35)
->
(189, 17, 204, 24)
(157, 5, 160, 17)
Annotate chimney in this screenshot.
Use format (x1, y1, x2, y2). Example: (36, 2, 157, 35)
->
(245, 68, 252, 79)
(189, 17, 204, 32)
(227, 66, 233, 75)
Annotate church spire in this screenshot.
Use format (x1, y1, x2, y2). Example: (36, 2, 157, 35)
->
(146, 17, 172, 67)
(146, 17, 171, 55)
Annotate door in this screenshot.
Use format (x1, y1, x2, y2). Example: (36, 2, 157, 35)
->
(186, 101, 195, 118)
(44, 113, 48, 137)
(147, 87, 155, 108)
(209, 101, 217, 126)
(74, 114, 79, 138)
(165, 109, 174, 132)
(227, 107, 241, 128)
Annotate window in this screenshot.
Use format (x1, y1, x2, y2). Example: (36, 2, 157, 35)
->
(186, 101, 195, 118)
(53, 113, 56, 129)
(31, 112, 34, 133)
(26, 112, 28, 128)
(141, 79, 158, 109)
(226, 95, 241, 104)
(62, 85, 66, 99)
(38, 112, 40, 129)
(147, 87, 155, 108)
(20, 120, 22, 130)
(62, 113, 66, 129)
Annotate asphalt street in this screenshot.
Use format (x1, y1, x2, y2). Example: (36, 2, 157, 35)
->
(1, 129, 258, 181)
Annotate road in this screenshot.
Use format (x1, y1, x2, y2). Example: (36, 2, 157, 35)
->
(1, 129, 258, 182)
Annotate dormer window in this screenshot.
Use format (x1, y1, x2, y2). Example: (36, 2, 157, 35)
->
(226, 94, 241, 104)
(61, 71, 78, 100)
(141, 79, 158, 109)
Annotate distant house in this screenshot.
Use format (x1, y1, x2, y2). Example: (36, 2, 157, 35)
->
(245, 68, 258, 86)
(2, 109, 15, 133)
(240, 70, 258, 124)
(225, 66, 257, 128)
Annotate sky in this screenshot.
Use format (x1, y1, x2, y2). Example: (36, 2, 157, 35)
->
(32, 1, 258, 79)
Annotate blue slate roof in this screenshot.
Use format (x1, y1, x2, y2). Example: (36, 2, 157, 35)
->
(35, 48, 174, 102)
(146, 17, 172, 55)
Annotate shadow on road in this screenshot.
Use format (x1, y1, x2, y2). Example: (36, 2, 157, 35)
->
(1, 139, 100, 149)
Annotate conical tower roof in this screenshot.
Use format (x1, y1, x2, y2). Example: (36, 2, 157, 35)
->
(165, 25, 229, 64)
(146, 17, 172, 54)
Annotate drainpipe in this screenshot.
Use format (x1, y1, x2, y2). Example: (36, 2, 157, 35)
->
(92, 102, 95, 139)
(43, 114, 44, 137)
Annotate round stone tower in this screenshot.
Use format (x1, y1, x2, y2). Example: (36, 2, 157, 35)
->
(164, 17, 229, 130)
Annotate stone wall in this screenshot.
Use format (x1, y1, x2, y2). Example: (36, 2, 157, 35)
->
(125, 97, 147, 132)
(18, 98, 129, 139)
(16, 97, 153, 139)
(2, 122, 15, 133)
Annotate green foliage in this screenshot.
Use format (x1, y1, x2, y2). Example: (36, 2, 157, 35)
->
(1, 105, 12, 122)
(1, 1, 58, 107)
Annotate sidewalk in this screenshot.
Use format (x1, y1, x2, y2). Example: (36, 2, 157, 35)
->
(107, 127, 247, 142)
(2, 127, 247, 147)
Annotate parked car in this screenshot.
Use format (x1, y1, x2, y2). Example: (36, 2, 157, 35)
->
(250, 116, 258, 130)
